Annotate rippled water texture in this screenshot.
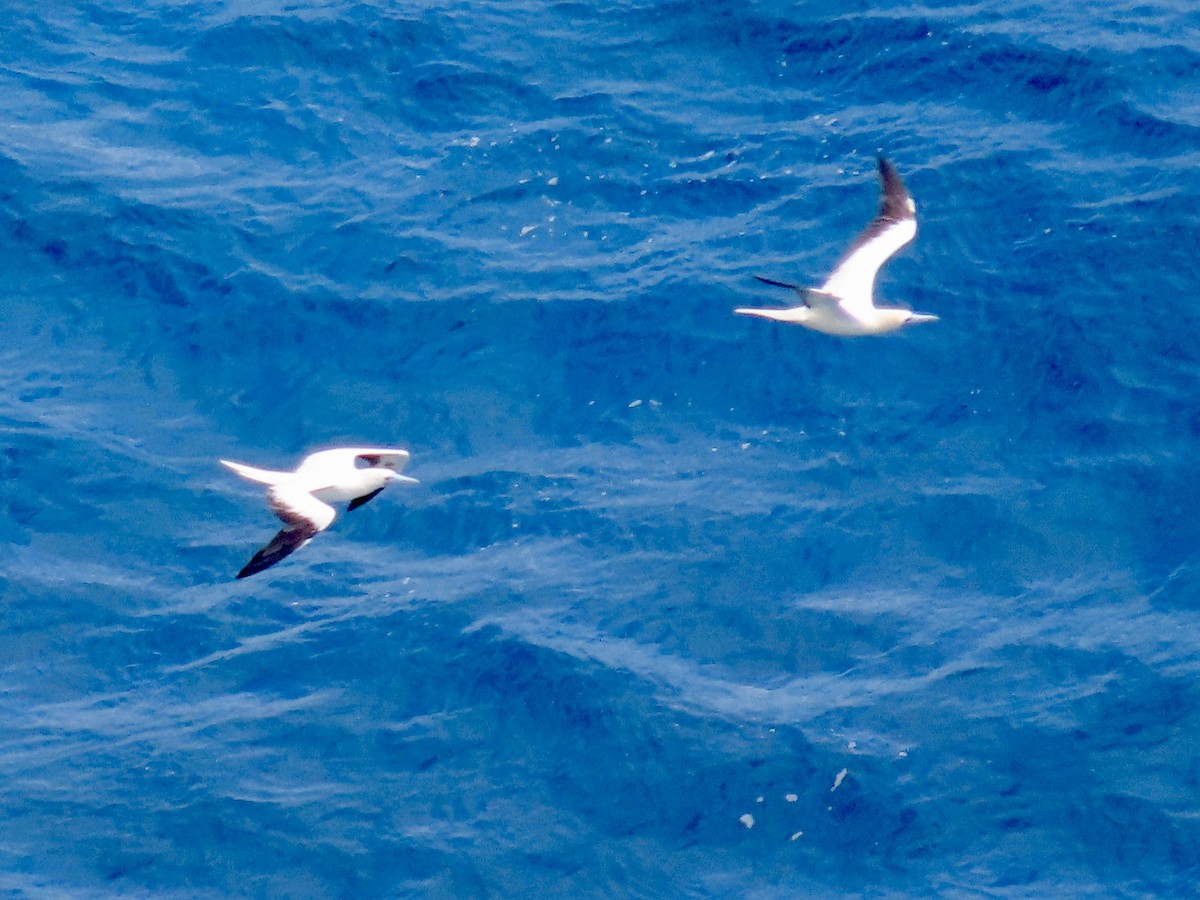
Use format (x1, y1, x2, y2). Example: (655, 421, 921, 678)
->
(2, 0, 1200, 895)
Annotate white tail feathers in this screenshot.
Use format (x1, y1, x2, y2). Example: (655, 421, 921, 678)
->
(734, 306, 812, 324)
(220, 459, 290, 486)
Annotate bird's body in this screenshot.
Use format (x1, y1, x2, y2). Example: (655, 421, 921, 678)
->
(221, 447, 418, 579)
(736, 157, 937, 336)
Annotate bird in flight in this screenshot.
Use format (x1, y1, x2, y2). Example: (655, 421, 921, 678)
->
(221, 447, 418, 579)
(736, 157, 937, 335)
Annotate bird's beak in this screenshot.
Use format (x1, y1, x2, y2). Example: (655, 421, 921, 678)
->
(907, 313, 939, 325)
(393, 474, 420, 485)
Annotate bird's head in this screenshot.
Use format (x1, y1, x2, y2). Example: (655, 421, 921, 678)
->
(357, 451, 419, 485)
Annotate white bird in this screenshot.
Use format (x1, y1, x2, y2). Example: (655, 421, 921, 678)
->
(736, 157, 937, 336)
(221, 447, 418, 579)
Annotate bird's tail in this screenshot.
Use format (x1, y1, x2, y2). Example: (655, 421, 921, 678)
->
(734, 305, 812, 324)
(220, 459, 290, 486)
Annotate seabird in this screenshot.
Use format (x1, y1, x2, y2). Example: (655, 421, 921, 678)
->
(221, 447, 418, 579)
(736, 156, 937, 336)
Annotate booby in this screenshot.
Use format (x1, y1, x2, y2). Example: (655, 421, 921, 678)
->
(736, 157, 937, 336)
(221, 447, 418, 579)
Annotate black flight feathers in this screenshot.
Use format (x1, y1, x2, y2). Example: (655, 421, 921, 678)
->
(347, 487, 385, 512)
(875, 156, 914, 223)
(236, 522, 319, 579)
(754, 157, 915, 291)
(836, 156, 915, 263)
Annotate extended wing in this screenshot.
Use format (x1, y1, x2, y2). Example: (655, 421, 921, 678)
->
(819, 157, 917, 314)
(237, 522, 319, 579)
(354, 449, 412, 472)
(347, 487, 385, 512)
(294, 447, 413, 475)
(235, 486, 337, 579)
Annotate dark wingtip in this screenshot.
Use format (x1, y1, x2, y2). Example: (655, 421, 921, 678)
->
(754, 275, 801, 290)
(347, 486, 385, 513)
(874, 156, 913, 219)
(233, 524, 313, 580)
(236, 558, 266, 579)
(237, 558, 280, 579)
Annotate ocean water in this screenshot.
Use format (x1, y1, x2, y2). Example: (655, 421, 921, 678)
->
(2, 0, 1200, 895)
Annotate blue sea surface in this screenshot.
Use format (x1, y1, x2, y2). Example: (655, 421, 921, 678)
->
(2, 0, 1200, 895)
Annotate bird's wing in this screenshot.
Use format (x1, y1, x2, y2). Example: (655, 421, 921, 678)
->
(297, 447, 412, 473)
(753, 275, 802, 292)
(818, 158, 917, 315)
(235, 486, 336, 579)
(236, 522, 318, 579)
(268, 484, 338, 531)
(347, 486, 385, 512)
(353, 449, 412, 472)
(801, 289, 842, 311)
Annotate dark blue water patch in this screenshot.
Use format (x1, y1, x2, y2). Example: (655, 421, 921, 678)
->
(381, 468, 612, 556)
(793, 16, 1200, 162)
(971, 40, 1110, 107)
(1091, 99, 1200, 158)
(2, 183, 235, 338)
(1147, 560, 1200, 613)
(1119, 457, 1200, 592)
(605, 579, 922, 684)
(0, 607, 841, 894)
(190, 12, 444, 78)
(842, 648, 1200, 893)
(186, 13, 469, 145)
